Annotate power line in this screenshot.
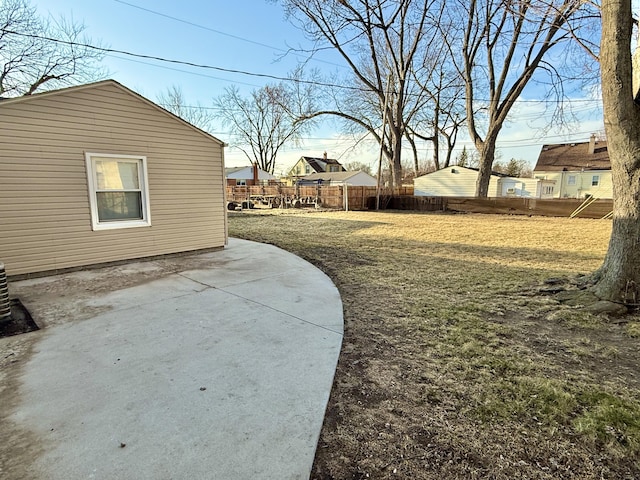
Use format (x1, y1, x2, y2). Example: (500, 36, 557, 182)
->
(114, 0, 284, 53)
(112, 0, 347, 70)
(105, 53, 264, 89)
(1, 29, 349, 90)
(1, 29, 604, 105)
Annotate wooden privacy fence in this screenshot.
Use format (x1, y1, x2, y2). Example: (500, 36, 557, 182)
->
(227, 186, 612, 218)
(373, 196, 614, 219)
(226, 185, 413, 210)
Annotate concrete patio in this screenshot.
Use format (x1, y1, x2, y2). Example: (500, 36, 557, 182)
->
(0, 238, 343, 479)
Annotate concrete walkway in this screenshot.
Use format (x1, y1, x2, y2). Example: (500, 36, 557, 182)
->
(1, 239, 343, 479)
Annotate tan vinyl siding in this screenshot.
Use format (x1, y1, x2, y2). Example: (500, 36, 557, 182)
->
(0, 81, 226, 276)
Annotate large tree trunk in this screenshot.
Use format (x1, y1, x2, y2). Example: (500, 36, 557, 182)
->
(390, 125, 404, 190)
(593, 0, 640, 304)
(475, 134, 499, 198)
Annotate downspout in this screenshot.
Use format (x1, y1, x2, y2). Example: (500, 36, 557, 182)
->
(221, 144, 228, 245)
(0, 263, 11, 320)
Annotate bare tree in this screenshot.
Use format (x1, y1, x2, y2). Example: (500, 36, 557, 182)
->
(0, 0, 105, 97)
(589, 0, 640, 307)
(492, 158, 532, 177)
(450, 0, 599, 197)
(157, 85, 215, 133)
(407, 57, 467, 170)
(278, 0, 442, 188)
(343, 160, 373, 175)
(215, 73, 315, 174)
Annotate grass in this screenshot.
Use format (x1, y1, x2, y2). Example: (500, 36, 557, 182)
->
(228, 209, 640, 479)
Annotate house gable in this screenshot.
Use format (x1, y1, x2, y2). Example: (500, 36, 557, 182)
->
(0, 80, 226, 147)
(288, 155, 344, 176)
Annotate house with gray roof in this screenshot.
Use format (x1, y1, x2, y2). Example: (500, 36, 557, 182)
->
(297, 170, 378, 187)
(533, 135, 612, 199)
(225, 165, 277, 186)
(286, 153, 345, 184)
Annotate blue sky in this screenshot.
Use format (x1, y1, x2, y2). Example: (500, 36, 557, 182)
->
(32, 0, 604, 173)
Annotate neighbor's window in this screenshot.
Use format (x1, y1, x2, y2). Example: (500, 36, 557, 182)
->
(567, 175, 576, 186)
(305, 165, 311, 174)
(236, 179, 247, 186)
(592, 175, 600, 186)
(85, 153, 151, 230)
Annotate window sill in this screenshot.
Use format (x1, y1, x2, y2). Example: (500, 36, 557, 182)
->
(92, 220, 152, 231)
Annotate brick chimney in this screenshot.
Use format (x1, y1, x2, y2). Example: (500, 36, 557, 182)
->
(252, 162, 259, 185)
(588, 134, 596, 155)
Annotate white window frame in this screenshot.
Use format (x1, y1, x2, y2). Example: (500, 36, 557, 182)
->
(592, 175, 600, 187)
(85, 152, 151, 231)
(567, 175, 576, 186)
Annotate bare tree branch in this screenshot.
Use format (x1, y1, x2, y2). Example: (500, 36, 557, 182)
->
(215, 70, 316, 174)
(0, 0, 106, 97)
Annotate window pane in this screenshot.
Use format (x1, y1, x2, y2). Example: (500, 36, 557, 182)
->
(95, 159, 140, 190)
(96, 192, 143, 221)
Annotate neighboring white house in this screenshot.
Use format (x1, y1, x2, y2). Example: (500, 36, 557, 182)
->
(498, 177, 556, 199)
(533, 135, 612, 199)
(414, 166, 554, 198)
(225, 165, 277, 186)
(299, 170, 378, 187)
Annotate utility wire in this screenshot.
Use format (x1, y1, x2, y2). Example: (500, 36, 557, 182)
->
(1, 28, 603, 105)
(105, 53, 264, 89)
(113, 0, 284, 53)
(1, 29, 351, 90)
(113, 0, 347, 70)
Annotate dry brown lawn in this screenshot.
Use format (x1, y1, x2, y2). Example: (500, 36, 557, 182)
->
(228, 209, 640, 480)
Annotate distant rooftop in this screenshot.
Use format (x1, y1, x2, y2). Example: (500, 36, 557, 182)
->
(534, 140, 610, 172)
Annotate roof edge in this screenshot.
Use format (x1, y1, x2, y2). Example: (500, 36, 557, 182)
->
(0, 79, 226, 147)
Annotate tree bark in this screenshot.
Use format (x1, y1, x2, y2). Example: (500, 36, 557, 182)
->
(593, 0, 640, 304)
(390, 125, 404, 190)
(475, 142, 495, 198)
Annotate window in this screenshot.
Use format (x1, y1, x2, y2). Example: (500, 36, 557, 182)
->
(544, 186, 554, 195)
(305, 165, 311, 174)
(85, 153, 151, 230)
(567, 175, 576, 186)
(330, 165, 340, 172)
(236, 179, 247, 186)
(592, 175, 600, 186)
